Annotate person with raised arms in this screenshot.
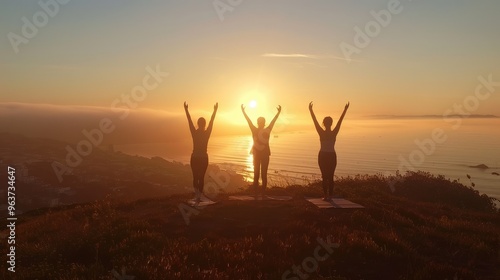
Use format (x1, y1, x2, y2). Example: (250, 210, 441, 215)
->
(241, 104, 281, 198)
(309, 101, 349, 201)
(184, 101, 218, 203)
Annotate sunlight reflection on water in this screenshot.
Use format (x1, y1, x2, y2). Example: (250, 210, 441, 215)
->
(115, 118, 500, 198)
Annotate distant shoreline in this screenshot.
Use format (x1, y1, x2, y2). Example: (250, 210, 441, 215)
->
(365, 114, 499, 119)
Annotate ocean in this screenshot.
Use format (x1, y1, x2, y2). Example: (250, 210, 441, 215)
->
(115, 118, 500, 199)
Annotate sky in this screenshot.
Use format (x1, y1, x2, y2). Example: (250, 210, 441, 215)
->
(1, 0, 500, 137)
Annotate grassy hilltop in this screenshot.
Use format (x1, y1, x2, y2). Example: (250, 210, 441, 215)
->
(3, 172, 500, 280)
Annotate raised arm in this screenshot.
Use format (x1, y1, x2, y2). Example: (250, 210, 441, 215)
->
(267, 105, 282, 131)
(309, 102, 323, 134)
(184, 102, 195, 134)
(206, 102, 218, 135)
(333, 102, 349, 135)
(241, 104, 255, 129)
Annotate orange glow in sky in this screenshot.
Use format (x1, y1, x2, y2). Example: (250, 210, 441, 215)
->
(1, 1, 499, 125)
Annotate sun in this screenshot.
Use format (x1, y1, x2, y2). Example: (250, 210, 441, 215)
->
(249, 100, 257, 108)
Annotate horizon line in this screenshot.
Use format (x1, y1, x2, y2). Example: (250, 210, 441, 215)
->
(365, 114, 499, 119)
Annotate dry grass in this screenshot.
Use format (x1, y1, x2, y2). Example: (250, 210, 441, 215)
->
(3, 172, 500, 280)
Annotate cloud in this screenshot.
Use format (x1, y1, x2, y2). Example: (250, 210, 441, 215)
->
(262, 53, 320, 59)
(261, 53, 362, 62)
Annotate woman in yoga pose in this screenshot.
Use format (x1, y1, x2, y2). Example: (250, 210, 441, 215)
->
(309, 101, 349, 201)
(184, 101, 218, 202)
(241, 104, 281, 197)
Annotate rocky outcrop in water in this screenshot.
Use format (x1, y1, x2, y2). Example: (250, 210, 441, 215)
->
(469, 164, 489, 169)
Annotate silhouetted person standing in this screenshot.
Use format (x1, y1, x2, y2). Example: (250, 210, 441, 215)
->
(241, 104, 281, 198)
(184, 102, 218, 202)
(309, 101, 349, 201)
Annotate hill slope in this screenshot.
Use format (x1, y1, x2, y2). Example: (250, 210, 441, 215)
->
(3, 172, 500, 280)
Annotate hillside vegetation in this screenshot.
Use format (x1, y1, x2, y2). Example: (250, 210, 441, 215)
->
(3, 172, 500, 280)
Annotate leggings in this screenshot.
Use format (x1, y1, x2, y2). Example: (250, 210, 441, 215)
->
(253, 152, 270, 190)
(318, 151, 337, 196)
(190, 154, 208, 193)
